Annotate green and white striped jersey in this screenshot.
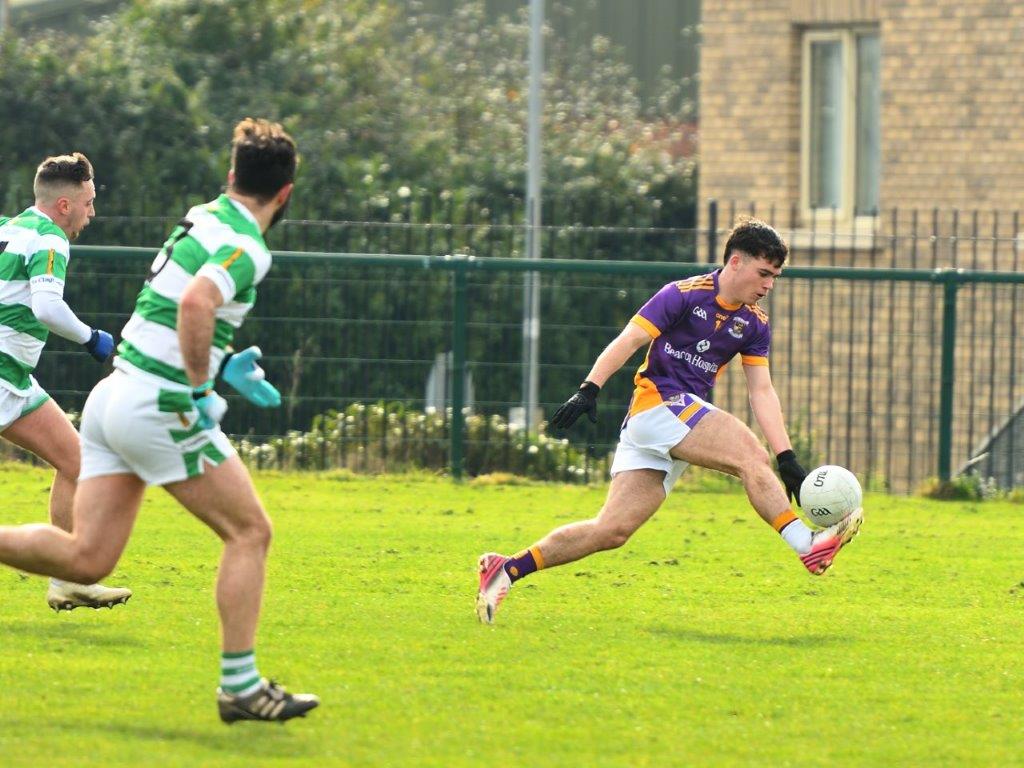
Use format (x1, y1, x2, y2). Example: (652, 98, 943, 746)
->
(0, 207, 71, 395)
(114, 194, 272, 387)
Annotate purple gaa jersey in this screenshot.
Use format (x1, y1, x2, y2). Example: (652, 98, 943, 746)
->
(627, 269, 771, 417)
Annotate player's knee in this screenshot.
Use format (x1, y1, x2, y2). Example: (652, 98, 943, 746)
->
(737, 442, 771, 476)
(595, 521, 634, 550)
(52, 451, 80, 481)
(68, 550, 116, 584)
(234, 513, 273, 552)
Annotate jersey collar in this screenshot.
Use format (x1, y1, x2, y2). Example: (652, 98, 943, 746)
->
(711, 269, 743, 311)
(223, 194, 260, 227)
(27, 205, 53, 222)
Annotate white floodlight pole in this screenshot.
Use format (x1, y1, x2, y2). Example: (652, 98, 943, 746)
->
(522, 0, 543, 435)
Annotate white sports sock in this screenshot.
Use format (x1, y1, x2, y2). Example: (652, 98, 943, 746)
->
(780, 519, 813, 554)
(221, 651, 263, 697)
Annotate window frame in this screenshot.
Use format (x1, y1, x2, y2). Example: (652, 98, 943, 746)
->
(800, 26, 880, 228)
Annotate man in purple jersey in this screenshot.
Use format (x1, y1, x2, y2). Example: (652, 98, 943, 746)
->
(476, 218, 863, 624)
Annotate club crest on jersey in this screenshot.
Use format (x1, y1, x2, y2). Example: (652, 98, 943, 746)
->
(692, 306, 708, 320)
(696, 339, 710, 353)
(728, 317, 749, 339)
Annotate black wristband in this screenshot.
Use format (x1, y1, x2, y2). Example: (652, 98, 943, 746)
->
(775, 449, 796, 464)
(579, 380, 600, 397)
(215, 346, 236, 380)
(191, 379, 215, 399)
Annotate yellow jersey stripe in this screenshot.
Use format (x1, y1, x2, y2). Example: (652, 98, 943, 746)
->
(741, 355, 769, 367)
(221, 247, 244, 269)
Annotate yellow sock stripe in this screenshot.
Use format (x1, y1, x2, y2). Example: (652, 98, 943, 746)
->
(771, 509, 797, 533)
(530, 545, 545, 570)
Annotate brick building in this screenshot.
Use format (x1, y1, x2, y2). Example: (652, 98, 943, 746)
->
(700, 0, 1024, 256)
(697, 1, 1024, 490)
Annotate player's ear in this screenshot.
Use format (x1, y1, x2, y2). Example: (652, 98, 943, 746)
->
(275, 183, 294, 207)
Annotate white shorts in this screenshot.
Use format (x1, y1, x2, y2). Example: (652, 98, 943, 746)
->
(0, 376, 51, 432)
(80, 369, 235, 486)
(610, 394, 717, 496)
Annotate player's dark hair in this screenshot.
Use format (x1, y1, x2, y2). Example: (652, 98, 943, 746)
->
(34, 152, 93, 196)
(722, 217, 788, 267)
(229, 118, 298, 202)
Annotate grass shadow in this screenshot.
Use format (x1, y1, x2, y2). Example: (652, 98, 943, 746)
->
(646, 624, 850, 648)
(110, 722, 315, 757)
(0, 618, 147, 648)
(0, 717, 315, 759)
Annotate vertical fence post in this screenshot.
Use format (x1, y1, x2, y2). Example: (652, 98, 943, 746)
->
(706, 198, 718, 263)
(450, 256, 468, 481)
(937, 270, 960, 481)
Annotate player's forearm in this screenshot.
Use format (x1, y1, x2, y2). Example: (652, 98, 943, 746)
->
(749, 387, 792, 456)
(177, 295, 218, 387)
(585, 326, 650, 387)
(30, 291, 92, 343)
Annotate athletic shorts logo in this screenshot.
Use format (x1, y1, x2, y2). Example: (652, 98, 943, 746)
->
(696, 339, 710, 353)
(692, 306, 708, 320)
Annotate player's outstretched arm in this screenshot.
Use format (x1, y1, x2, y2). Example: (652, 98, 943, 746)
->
(30, 291, 114, 362)
(549, 321, 652, 430)
(744, 363, 807, 504)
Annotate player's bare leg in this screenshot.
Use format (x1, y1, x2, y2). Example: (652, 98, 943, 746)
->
(164, 455, 272, 652)
(672, 409, 861, 573)
(532, 468, 666, 566)
(669, 409, 788, 524)
(477, 468, 666, 623)
(164, 454, 319, 722)
(2, 403, 135, 609)
(0, 472, 144, 583)
(2, 400, 79, 531)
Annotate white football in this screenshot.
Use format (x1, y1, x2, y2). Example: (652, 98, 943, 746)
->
(800, 465, 862, 528)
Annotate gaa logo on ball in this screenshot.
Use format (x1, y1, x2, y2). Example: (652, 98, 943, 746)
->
(799, 465, 862, 527)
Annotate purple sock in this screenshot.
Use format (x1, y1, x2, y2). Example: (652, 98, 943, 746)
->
(503, 547, 543, 583)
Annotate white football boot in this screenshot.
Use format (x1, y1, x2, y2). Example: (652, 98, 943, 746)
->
(476, 553, 512, 624)
(47, 580, 132, 611)
(799, 507, 864, 575)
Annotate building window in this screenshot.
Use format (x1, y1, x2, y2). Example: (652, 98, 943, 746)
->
(802, 28, 880, 221)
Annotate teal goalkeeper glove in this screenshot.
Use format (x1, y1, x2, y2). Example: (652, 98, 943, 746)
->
(191, 381, 228, 430)
(219, 346, 281, 408)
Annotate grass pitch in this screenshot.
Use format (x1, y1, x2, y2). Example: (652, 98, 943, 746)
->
(0, 463, 1021, 767)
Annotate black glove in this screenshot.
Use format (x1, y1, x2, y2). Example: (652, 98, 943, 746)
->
(776, 449, 809, 506)
(549, 381, 600, 430)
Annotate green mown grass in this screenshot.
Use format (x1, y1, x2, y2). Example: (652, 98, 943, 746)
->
(0, 463, 1021, 767)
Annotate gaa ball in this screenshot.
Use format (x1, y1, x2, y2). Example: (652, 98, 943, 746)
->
(800, 465, 862, 527)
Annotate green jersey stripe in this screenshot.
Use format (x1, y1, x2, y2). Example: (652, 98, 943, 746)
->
(117, 339, 189, 386)
(166, 236, 208, 276)
(0, 261, 25, 282)
(0, 349, 33, 390)
(0, 302, 48, 342)
(5, 210, 65, 239)
(135, 286, 234, 348)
